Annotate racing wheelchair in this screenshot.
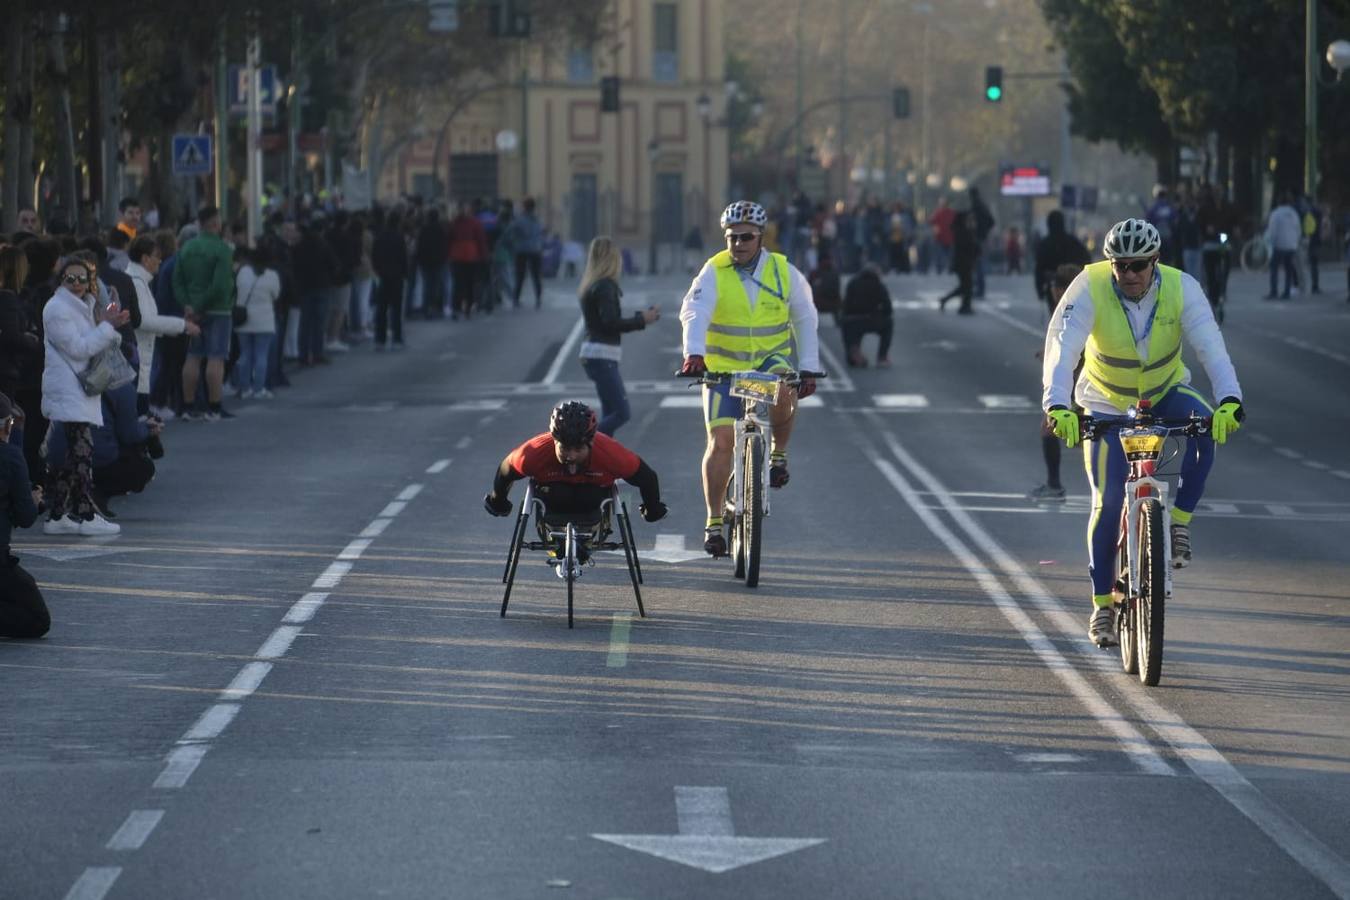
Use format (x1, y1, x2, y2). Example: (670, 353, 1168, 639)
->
(499, 481, 645, 628)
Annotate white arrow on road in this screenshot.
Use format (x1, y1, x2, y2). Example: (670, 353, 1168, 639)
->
(593, 786, 825, 874)
(642, 533, 708, 564)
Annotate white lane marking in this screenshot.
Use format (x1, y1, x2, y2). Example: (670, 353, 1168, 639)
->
(153, 744, 208, 789)
(63, 867, 121, 900)
(868, 452, 1173, 776)
(181, 703, 240, 742)
(379, 500, 408, 518)
(284, 593, 327, 624)
(1265, 504, 1296, 517)
(106, 810, 165, 851)
(659, 395, 703, 408)
(979, 303, 1045, 338)
(873, 393, 930, 408)
(543, 316, 587, 385)
(256, 625, 303, 660)
(1335, 471, 1350, 481)
(312, 561, 353, 589)
(397, 484, 424, 502)
(874, 421, 1350, 898)
(978, 394, 1035, 409)
(1274, 447, 1304, 460)
(426, 458, 452, 474)
(1302, 460, 1330, 471)
(1247, 431, 1273, 444)
(338, 538, 372, 560)
(455, 436, 473, 450)
(359, 518, 393, 539)
(676, 786, 735, 836)
(449, 399, 509, 412)
(798, 395, 824, 408)
(1201, 502, 1241, 515)
(221, 662, 273, 700)
(1278, 333, 1350, 365)
(607, 612, 633, 668)
(815, 340, 855, 392)
(1016, 752, 1086, 764)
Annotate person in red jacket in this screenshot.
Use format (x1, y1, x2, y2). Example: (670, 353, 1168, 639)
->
(447, 201, 489, 321)
(484, 401, 666, 524)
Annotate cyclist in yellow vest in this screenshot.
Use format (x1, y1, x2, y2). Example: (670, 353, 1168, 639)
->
(679, 201, 821, 557)
(1042, 218, 1245, 646)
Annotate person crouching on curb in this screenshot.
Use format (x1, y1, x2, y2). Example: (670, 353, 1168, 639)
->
(0, 392, 50, 638)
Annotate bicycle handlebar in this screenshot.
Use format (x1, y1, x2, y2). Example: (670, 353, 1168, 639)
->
(1080, 412, 1211, 441)
(675, 369, 829, 384)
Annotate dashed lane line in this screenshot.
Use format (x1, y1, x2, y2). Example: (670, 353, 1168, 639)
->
(64, 462, 455, 900)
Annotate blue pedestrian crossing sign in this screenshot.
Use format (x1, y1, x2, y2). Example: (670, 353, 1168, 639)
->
(172, 134, 213, 176)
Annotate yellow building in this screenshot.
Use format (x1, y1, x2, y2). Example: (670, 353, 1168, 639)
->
(383, 0, 729, 270)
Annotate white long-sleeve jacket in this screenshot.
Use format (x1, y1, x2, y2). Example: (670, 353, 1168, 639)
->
(1042, 269, 1242, 416)
(679, 250, 821, 373)
(128, 260, 189, 393)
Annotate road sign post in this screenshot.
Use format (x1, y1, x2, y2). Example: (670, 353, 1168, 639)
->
(172, 135, 214, 177)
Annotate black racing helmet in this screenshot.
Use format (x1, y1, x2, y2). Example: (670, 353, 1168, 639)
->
(549, 401, 598, 446)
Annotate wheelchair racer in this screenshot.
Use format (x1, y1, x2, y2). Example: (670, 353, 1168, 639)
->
(1042, 218, 1245, 647)
(484, 400, 666, 526)
(678, 200, 821, 557)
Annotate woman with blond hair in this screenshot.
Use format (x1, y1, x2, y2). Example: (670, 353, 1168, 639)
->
(577, 237, 659, 436)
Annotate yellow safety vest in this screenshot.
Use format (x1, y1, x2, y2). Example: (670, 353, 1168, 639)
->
(704, 250, 795, 372)
(1083, 260, 1185, 408)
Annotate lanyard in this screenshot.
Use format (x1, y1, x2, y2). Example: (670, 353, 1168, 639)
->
(1112, 270, 1160, 345)
(735, 252, 786, 302)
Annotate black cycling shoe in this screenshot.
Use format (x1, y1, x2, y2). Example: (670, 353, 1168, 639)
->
(769, 464, 790, 489)
(704, 532, 727, 557)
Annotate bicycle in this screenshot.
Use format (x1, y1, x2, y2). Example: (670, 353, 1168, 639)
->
(680, 369, 825, 588)
(1239, 234, 1269, 273)
(499, 482, 644, 628)
(1081, 403, 1211, 686)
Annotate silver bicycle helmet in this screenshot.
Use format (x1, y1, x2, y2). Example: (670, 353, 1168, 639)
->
(1103, 218, 1161, 259)
(719, 201, 768, 231)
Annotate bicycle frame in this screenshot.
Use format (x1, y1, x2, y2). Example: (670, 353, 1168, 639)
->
(1115, 424, 1174, 601)
(724, 375, 779, 523)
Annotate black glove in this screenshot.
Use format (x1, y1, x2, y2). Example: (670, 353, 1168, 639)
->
(639, 501, 667, 523)
(483, 492, 512, 517)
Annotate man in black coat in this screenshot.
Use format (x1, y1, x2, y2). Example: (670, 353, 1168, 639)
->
(1033, 210, 1090, 316)
(840, 264, 894, 368)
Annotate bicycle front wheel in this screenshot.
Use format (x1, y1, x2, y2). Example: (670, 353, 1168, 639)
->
(1137, 500, 1167, 685)
(742, 433, 764, 588)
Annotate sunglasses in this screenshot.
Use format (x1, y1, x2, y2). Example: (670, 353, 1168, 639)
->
(62, 273, 91, 285)
(726, 232, 759, 245)
(1111, 259, 1153, 274)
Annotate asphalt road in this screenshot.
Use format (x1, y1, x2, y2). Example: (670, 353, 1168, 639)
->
(4, 265, 1348, 900)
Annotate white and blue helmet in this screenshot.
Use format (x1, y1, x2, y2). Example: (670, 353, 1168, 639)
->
(720, 201, 768, 231)
(1103, 218, 1161, 259)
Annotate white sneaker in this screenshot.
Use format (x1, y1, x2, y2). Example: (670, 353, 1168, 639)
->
(325, 340, 350, 353)
(239, 388, 255, 400)
(43, 515, 82, 535)
(254, 389, 275, 399)
(78, 513, 121, 536)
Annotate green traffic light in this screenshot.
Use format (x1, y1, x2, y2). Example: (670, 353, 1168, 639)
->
(986, 85, 1002, 102)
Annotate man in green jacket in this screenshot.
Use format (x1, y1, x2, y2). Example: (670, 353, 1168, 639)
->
(173, 206, 236, 420)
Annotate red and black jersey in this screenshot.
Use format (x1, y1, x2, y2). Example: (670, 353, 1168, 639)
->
(504, 432, 641, 487)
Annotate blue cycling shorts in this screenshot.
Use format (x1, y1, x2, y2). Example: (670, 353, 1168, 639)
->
(702, 354, 793, 431)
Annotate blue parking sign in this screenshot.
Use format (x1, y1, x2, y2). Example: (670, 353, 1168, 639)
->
(172, 135, 213, 176)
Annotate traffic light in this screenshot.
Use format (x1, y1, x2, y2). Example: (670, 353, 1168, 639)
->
(600, 76, 620, 113)
(892, 86, 911, 119)
(985, 66, 1003, 103)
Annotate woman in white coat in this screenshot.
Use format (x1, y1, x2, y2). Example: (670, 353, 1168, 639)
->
(126, 235, 199, 416)
(41, 256, 130, 536)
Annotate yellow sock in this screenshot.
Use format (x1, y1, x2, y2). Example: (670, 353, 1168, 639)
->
(1171, 507, 1193, 526)
(1092, 593, 1114, 608)
(706, 516, 723, 531)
